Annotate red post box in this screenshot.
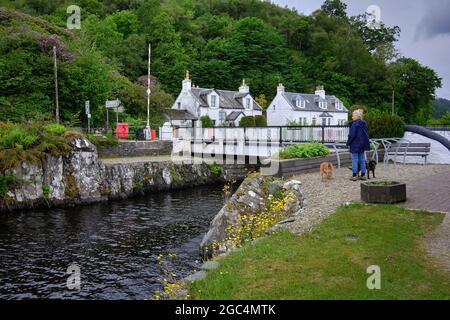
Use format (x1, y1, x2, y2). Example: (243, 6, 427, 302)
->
(116, 123, 129, 139)
(151, 129, 157, 140)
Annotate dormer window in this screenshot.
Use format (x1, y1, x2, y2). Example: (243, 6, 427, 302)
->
(319, 101, 327, 109)
(210, 95, 217, 108)
(245, 98, 251, 110)
(295, 97, 306, 108)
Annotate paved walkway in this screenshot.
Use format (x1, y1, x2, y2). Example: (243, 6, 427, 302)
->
(402, 170, 450, 213)
(401, 170, 450, 272)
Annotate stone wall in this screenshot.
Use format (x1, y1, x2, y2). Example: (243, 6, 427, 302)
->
(97, 140, 173, 158)
(0, 137, 250, 212)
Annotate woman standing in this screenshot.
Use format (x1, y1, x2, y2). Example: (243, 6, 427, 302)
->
(346, 110, 371, 181)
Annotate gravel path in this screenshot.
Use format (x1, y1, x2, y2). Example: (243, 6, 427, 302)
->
(285, 164, 450, 236)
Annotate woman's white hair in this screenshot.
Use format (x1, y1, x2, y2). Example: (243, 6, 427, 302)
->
(353, 109, 364, 119)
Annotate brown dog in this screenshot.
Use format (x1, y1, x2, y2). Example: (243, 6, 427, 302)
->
(320, 162, 335, 181)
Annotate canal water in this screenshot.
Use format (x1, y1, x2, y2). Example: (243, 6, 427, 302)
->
(0, 185, 226, 300)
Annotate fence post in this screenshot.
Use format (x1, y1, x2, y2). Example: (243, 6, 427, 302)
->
(321, 126, 325, 144)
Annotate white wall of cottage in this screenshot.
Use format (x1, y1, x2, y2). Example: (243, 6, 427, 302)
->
(267, 92, 348, 126)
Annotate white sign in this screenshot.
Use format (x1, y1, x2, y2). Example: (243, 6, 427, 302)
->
(105, 99, 121, 109)
(85, 101, 90, 115)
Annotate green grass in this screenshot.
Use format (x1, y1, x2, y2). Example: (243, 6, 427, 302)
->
(190, 204, 450, 300)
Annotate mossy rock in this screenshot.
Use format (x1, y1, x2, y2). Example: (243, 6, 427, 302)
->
(64, 174, 79, 198)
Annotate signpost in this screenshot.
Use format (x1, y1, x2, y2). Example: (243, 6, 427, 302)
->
(105, 99, 121, 132)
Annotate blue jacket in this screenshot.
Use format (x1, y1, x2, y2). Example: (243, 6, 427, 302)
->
(346, 119, 371, 154)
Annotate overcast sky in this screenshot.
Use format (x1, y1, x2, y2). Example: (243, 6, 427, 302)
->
(272, 0, 450, 99)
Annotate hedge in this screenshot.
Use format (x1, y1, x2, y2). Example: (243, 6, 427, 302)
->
(239, 116, 256, 127)
(364, 113, 406, 139)
(255, 115, 267, 127)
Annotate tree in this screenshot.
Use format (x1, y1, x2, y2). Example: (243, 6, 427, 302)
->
(108, 10, 139, 37)
(321, 0, 347, 19)
(389, 58, 442, 124)
(350, 15, 401, 54)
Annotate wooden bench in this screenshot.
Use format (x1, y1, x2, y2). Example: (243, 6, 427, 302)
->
(387, 142, 431, 165)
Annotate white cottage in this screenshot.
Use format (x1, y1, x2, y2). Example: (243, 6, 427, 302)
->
(267, 84, 349, 126)
(166, 72, 263, 127)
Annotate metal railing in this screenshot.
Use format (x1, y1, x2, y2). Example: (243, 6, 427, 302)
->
(173, 125, 350, 145)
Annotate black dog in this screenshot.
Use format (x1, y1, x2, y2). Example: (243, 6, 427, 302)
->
(349, 160, 377, 179)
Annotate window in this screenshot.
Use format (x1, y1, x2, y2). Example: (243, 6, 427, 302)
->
(177, 102, 181, 109)
(297, 99, 305, 108)
(322, 118, 327, 126)
(246, 98, 251, 110)
(210, 95, 217, 108)
(327, 118, 331, 126)
(219, 111, 226, 122)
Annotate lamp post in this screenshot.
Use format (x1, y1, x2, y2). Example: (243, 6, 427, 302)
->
(145, 43, 152, 140)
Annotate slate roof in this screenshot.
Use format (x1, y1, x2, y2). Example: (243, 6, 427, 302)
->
(190, 88, 263, 111)
(163, 109, 198, 121)
(226, 111, 244, 121)
(319, 112, 333, 118)
(282, 92, 348, 113)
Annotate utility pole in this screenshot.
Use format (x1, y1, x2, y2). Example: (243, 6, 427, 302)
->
(145, 43, 152, 140)
(53, 46, 60, 123)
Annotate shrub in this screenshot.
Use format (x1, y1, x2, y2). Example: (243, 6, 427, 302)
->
(0, 126, 39, 150)
(255, 115, 267, 127)
(86, 132, 119, 147)
(0, 120, 74, 170)
(279, 143, 330, 160)
(200, 115, 214, 128)
(239, 116, 256, 127)
(364, 113, 406, 138)
(44, 123, 67, 135)
(428, 112, 450, 126)
(209, 163, 223, 176)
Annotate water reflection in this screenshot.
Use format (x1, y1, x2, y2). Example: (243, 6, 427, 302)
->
(0, 186, 225, 300)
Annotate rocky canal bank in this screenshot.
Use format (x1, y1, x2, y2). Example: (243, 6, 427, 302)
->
(0, 137, 253, 212)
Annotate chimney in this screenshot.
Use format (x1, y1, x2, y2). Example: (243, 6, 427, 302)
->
(182, 70, 192, 92)
(315, 85, 325, 99)
(239, 79, 249, 94)
(277, 83, 285, 95)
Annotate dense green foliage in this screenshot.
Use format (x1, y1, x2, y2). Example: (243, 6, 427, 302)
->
(239, 116, 256, 127)
(0, 119, 78, 170)
(279, 143, 330, 159)
(0, 0, 443, 126)
(364, 112, 406, 138)
(428, 113, 450, 126)
(254, 115, 267, 127)
(200, 115, 214, 128)
(432, 98, 450, 119)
